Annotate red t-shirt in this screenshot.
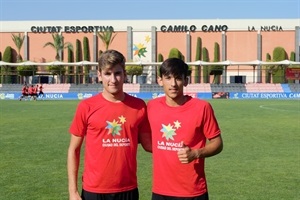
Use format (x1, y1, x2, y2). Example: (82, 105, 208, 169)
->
(28, 86, 33, 95)
(22, 86, 27, 94)
(147, 96, 221, 197)
(69, 93, 150, 193)
(33, 87, 38, 95)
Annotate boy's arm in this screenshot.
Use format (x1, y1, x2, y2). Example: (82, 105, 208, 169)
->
(139, 132, 152, 153)
(178, 135, 223, 163)
(67, 134, 84, 200)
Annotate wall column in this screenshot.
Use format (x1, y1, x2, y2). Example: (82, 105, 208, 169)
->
(295, 26, 300, 62)
(151, 26, 157, 83)
(295, 26, 300, 83)
(127, 26, 133, 61)
(59, 32, 63, 61)
(92, 31, 98, 83)
(257, 30, 262, 83)
(24, 32, 28, 61)
(186, 31, 191, 62)
(186, 31, 192, 83)
(93, 31, 98, 62)
(221, 31, 227, 84)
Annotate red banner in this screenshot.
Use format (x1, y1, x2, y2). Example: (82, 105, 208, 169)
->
(286, 68, 300, 80)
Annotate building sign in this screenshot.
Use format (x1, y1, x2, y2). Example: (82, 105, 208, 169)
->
(230, 92, 300, 99)
(30, 26, 114, 33)
(161, 25, 197, 32)
(160, 24, 284, 33)
(161, 24, 284, 33)
(248, 25, 283, 32)
(160, 24, 228, 32)
(29, 24, 285, 33)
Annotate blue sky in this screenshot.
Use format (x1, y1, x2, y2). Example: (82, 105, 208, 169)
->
(0, 0, 299, 21)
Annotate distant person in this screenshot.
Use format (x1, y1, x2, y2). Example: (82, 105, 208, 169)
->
(67, 49, 152, 200)
(147, 58, 223, 200)
(28, 85, 34, 100)
(19, 84, 28, 101)
(32, 84, 38, 100)
(38, 84, 44, 99)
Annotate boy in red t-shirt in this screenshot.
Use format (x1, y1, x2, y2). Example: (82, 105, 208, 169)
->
(32, 84, 38, 100)
(27, 85, 34, 100)
(38, 84, 44, 99)
(67, 50, 152, 200)
(147, 58, 223, 200)
(19, 84, 28, 101)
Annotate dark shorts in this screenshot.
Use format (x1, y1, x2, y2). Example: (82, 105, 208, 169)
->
(81, 188, 139, 200)
(152, 192, 209, 200)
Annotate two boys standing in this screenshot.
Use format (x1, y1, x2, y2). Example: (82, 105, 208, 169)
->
(67, 50, 223, 200)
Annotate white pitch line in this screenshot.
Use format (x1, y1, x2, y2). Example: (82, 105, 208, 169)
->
(259, 105, 300, 113)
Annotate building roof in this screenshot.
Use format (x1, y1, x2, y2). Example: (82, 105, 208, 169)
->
(1, 19, 299, 32)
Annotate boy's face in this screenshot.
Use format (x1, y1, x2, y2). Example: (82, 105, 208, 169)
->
(98, 64, 126, 95)
(158, 74, 188, 99)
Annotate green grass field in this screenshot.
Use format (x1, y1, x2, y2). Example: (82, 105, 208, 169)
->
(0, 99, 299, 200)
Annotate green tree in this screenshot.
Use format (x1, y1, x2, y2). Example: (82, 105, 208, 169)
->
(157, 53, 164, 62)
(193, 37, 202, 83)
(1, 46, 13, 83)
(264, 53, 272, 83)
(168, 48, 184, 60)
(47, 65, 66, 83)
(125, 65, 143, 83)
(290, 51, 295, 61)
(266, 53, 271, 61)
(99, 50, 103, 58)
(209, 42, 223, 84)
(43, 33, 73, 61)
(157, 53, 164, 78)
(168, 48, 190, 77)
(97, 30, 117, 50)
(11, 33, 25, 62)
(67, 47, 74, 83)
(83, 37, 90, 61)
(271, 47, 287, 83)
(17, 65, 37, 77)
(202, 47, 210, 83)
(76, 39, 83, 62)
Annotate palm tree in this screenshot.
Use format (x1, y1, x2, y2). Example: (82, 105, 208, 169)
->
(97, 30, 117, 50)
(11, 33, 25, 62)
(44, 33, 73, 83)
(43, 33, 73, 61)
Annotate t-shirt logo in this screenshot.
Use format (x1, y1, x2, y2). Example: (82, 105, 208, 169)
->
(105, 115, 126, 137)
(160, 120, 181, 141)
